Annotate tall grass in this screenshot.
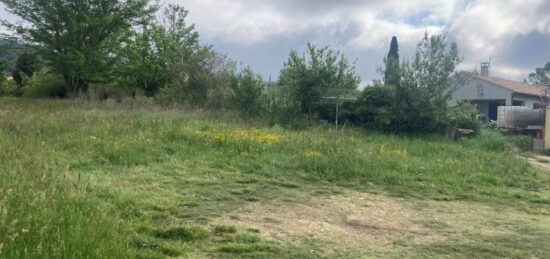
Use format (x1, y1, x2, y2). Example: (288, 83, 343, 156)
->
(0, 148, 130, 258)
(0, 98, 548, 257)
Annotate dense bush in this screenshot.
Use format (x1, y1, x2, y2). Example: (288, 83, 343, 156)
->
(351, 85, 398, 131)
(0, 77, 20, 96)
(12, 51, 40, 86)
(230, 67, 265, 115)
(448, 101, 481, 134)
(279, 43, 360, 117)
(347, 34, 462, 134)
(21, 69, 67, 98)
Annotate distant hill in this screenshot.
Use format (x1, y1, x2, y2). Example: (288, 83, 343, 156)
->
(0, 37, 28, 72)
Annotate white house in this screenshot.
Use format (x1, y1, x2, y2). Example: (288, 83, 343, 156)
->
(451, 63, 549, 120)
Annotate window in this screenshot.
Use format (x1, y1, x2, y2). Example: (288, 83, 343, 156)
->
(534, 103, 545, 109)
(512, 101, 524, 106)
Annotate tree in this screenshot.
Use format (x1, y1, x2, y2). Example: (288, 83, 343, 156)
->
(359, 33, 462, 134)
(115, 4, 200, 97)
(398, 33, 462, 133)
(11, 51, 40, 86)
(1, 0, 158, 96)
(384, 36, 400, 87)
(230, 66, 265, 115)
(183, 46, 235, 106)
(528, 62, 550, 85)
(0, 53, 5, 75)
(279, 43, 360, 116)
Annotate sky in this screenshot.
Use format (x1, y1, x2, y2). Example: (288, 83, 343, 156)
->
(2, 0, 550, 85)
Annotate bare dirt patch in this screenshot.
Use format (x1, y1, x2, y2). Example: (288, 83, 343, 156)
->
(527, 155, 550, 172)
(214, 191, 441, 253)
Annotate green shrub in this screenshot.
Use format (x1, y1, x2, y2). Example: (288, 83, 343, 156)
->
(154, 84, 187, 106)
(0, 77, 21, 96)
(21, 69, 67, 98)
(462, 129, 533, 152)
(230, 67, 265, 115)
(448, 101, 481, 134)
(507, 134, 534, 152)
(352, 85, 398, 131)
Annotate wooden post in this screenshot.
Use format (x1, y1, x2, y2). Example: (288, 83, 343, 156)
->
(545, 107, 550, 150)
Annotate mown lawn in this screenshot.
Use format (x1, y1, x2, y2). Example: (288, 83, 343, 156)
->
(0, 98, 549, 258)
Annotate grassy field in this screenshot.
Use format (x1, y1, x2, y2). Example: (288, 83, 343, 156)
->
(0, 98, 549, 258)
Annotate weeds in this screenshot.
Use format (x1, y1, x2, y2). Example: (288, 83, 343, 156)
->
(1, 98, 549, 258)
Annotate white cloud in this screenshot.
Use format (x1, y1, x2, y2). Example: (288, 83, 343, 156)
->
(348, 15, 443, 51)
(173, 0, 460, 46)
(2, 0, 550, 82)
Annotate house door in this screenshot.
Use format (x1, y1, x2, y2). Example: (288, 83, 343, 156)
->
(488, 101, 505, 121)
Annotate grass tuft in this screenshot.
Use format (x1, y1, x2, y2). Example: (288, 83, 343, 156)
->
(153, 226, 209, 241)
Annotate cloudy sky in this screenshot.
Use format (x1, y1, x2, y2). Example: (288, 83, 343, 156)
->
(2, 0, 550, 84)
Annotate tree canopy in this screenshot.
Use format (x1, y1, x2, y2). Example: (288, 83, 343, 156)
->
(384, 36, 400, 87)
(1, 0, 158, 95)
(356, 34, 462, 133)
(528, 62, 550, 85)
(279, 43, 360, 115)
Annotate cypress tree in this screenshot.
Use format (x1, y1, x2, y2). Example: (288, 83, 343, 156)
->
(387, 36, 399, 60)
(384, 36, 400, 87)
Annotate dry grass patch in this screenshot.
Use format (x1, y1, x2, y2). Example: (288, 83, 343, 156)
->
(214, 191, 441, 253)
(215, 190, 550, 257)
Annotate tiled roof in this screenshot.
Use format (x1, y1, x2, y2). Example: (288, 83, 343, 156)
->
(477, 76, 550, 97)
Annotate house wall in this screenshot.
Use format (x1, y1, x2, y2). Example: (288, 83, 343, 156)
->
(473, 101, 489, 117)
(451, 78, 546, 118)
(450, 78, 513, 105)
(512, 94, 545, 109)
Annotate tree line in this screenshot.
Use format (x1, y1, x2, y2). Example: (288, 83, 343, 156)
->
(0, 0, 490, 134)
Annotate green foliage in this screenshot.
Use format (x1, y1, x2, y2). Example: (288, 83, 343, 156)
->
(184, 46, 235, 107)
(359, 34, 462, 134)
(397, 33, 462, 133)
(1, 99, 549, 258)
(461, 129, 533, 153)
(11, 50, 40, 86)
(230, 67, 265, 115)
(352, 84, 398, 131)
(279, 43, 360, 116)
(507, 134, 534, 152)
(384, 36, 400, 87)
(1, 0, 158, 95)
(153, 226, 209, 241)
(116, 4, 199, 97)
(0, 77, 19, 96)
(0, 37, 26, 72)
(528, 62, 550, 84)
(0, 41, 8, 73)
(21, 69, 67, 98)
(448, 101, 481, 134)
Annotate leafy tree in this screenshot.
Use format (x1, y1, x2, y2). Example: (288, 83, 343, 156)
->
(353, 84, 398, 131)
(11, 51, 40, 86)
(184, 46, 235, 107)
(397, 33, 461, 133)
(20, 68, 66, 98)
(230, 66, 265, 115)
(0, 59, 5, 77)
(117, 4, 236, 107)
(1, 0, 158, 96)
(384, 36, 400, 87)
(0, 42, 8, 74)
(357, 34, 462, 134)
(528, 62, 550, 84)
(115, 4, 200, 97)
(279, 43, 360, 116)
